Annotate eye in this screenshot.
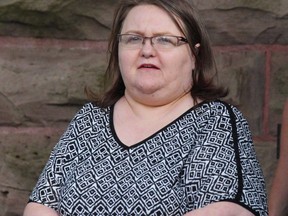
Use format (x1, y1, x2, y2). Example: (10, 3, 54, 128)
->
(155, 36, 176, 46)
(125, 35, 142, 44)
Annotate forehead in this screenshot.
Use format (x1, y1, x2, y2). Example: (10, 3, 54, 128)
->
(121, 4, 183, 35)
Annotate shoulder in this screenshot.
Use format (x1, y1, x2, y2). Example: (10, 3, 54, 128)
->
(194, 100, 241, 118)
(62, 103, 112, 136)
(77, 102, 110, 114)
(73, 102, 111, 120)
(200, 100, 246, 120)
(193, 100, 249, 135)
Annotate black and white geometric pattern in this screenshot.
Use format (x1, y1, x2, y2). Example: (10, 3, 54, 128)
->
(29, 101, 268, 215)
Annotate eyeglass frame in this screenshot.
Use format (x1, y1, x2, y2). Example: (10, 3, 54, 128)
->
(117, 33, 189, 49)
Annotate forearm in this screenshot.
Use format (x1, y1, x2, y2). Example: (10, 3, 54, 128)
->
(184, 202, 254, 216)
(269, 160, 288, 216)
(23, 202, 59, 216)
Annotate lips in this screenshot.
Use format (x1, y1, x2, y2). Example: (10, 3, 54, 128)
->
(139, 64, 159, 69)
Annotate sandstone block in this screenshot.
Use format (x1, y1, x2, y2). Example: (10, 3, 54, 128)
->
(214, 48, 266, 135)
(0, 40, 107, 126)
(0, 93, 25, 126)
(0, 126, 66, 215)
(269, 51, 288, 135)
(0, 0, 287, 44)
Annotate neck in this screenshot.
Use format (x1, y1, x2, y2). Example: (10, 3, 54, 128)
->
(113, 92, 198, 146)
(119, 92, 196, 121)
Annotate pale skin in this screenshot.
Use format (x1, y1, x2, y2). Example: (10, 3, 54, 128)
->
(23, 4, 254, 216)
(23, 201, 253, 216)
(269, 99, 288, 216)
(23, 203, 58, 216)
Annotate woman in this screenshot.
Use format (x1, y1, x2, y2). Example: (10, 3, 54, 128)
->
(23, 0, 268, 215)
(269, 99, 288, 216)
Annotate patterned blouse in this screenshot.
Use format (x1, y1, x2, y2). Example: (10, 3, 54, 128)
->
(29, 100, 268, 215)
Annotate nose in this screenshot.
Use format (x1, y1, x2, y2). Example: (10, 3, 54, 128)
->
(141, 37, 156, 57)
(142, 37, 154, 46)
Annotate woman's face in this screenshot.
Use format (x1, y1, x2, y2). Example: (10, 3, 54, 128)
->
(118, 4, 195, 106)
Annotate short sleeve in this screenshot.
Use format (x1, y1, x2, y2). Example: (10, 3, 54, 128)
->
(28, 103, 92, 210)
(183, 102, 268, 215)
(232, 106, 268, 215)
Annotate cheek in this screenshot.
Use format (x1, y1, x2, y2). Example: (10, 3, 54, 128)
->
(167, 47, 195, 72)
(118, 51, 130, 78)
(118, 49, 125, 70)
(183, 52, 195, 76)
(174, 55, 195, 77)
(175, 55, 195, 87)
(118, 49, 136, 73)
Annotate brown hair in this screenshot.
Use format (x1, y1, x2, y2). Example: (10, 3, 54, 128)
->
(86, 0, 228, 107)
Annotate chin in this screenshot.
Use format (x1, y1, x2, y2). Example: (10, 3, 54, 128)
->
(136, 83, 162, 94)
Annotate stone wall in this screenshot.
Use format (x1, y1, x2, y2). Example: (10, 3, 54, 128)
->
(0, 0, 287, 215)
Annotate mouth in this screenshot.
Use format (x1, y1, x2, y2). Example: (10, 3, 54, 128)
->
(139, 64, 159, 70)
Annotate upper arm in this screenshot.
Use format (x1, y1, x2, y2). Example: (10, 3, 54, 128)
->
(23, 202, 58, 216)
(184, 201, 254, 216)
(28, 104, 94, 211)
(28, 113, 80, 208)
(183, 102, 267, 215)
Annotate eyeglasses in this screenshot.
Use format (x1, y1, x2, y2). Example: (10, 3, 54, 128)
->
(118, 34, 188, 50)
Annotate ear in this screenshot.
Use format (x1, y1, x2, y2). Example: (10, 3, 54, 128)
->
(194, 43, 201, 55)
(194, 43, 200, 48)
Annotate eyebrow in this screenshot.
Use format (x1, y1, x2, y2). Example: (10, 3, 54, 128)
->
(121, 30, 176, 36)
